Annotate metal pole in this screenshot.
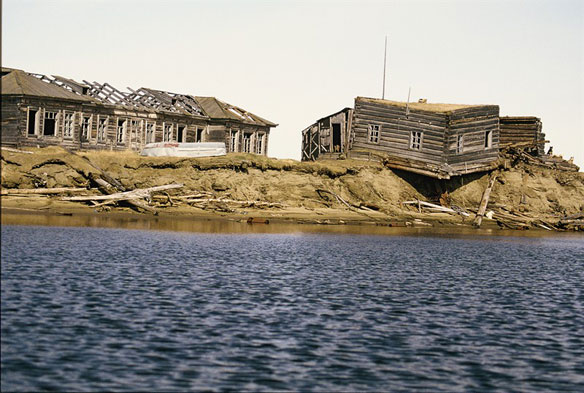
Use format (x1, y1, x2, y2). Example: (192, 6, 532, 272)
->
(382, 36, 387, 99)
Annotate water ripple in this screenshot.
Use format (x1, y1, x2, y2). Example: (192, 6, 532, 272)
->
(2, 226, 583, 392)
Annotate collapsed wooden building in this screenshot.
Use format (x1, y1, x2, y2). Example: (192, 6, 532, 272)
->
(1, 67, 277, 155)
(302, 97, 501, 179)
(499, 116, 546, 155)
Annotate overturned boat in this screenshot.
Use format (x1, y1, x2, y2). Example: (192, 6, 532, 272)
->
(141, 142, 226, 158)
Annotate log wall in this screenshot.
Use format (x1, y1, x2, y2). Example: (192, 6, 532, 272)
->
(445, 105, 500, 173)
(351, 98, 449, 166)
(1, 96, 272, 155)
(499, 116, 545, 155)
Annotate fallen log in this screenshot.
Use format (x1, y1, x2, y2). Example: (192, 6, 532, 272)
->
(401, 200, 470, 217)
(474, 171, 498, 227)
(1, 187, 88, 195)
(186, 198, 283, 208)
(1, 147, 33, 154)
(63, 184, 184, 202)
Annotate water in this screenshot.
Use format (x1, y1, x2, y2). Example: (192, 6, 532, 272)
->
(2, 224, 583, 392)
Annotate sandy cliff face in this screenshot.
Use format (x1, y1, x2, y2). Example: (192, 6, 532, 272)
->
(2, 147, 583, 228)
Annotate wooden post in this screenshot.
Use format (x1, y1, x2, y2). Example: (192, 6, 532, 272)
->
(474, 171, 498, 227)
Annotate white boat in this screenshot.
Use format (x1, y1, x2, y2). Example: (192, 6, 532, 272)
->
(140, 142, 226, 158)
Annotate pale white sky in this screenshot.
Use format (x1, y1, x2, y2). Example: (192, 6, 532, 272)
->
(2, 0, 583, 168)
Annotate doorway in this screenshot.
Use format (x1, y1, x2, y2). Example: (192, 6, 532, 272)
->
(177, 125, 185, 143)
(332, 123, 341, 152)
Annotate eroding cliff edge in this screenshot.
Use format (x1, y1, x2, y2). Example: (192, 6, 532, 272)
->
(2, 147, 583, 231)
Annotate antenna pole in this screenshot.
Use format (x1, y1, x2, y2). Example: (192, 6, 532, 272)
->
(382, 36, 387, 99)
(406, 86, 411, 116)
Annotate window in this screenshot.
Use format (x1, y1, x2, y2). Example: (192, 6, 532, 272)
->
(163, 123, 173, 142)
(97, 116, 108, 142)
(456, 134, 464, 153)
(128, 119, 140, 144)
(243, 132, 252, 153)
(116, 119, 127, 144)
(484, 130, 492, 149)
(195, 128, 203, 143)
(145, 122, 155, 143)
(368, 124, 380, 143)
(255, 133, 264, 155)
(410, 131, 422, 150)
(43, 111, 57, 136)
(27, 108, 38, 135)
(63, 113, 74, 139)
(177, 125, 185, 143)
(81, 116, 91, 141)
(229, 130, 239, 152)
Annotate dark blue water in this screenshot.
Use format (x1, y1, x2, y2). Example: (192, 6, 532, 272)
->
(2, 225, 583, 392)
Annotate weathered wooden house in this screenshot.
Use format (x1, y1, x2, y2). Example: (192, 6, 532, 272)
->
(1, 67, 277, 155)
(301, 107, 353, 161)
(302, 97, 500, 178)
(499, 116, 546, 155)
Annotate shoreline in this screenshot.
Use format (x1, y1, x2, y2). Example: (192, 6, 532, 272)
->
(3, 201, 573, 238)
(1, 147, 582, 233)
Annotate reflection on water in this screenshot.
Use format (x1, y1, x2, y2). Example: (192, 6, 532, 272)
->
(1, 211, 576, 238)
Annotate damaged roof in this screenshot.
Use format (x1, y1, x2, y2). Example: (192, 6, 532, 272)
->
(195, 96, 277, 127)
(1, 67, 277, 127)
(1, 68, 96, 102)
(357, 97, 494, 114)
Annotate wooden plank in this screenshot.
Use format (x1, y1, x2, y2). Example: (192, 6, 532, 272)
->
(474, 171, 498, 227)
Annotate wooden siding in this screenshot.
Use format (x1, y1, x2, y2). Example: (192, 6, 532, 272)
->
(352, 98, 449, 166)
(2, 96, 272, 156)
(445, 106, 500, 172)
(499, 116, 545, 155)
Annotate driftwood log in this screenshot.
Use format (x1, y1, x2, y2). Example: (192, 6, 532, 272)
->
(401, 200, 470, 217)
(474, 171, 498, 227)
(1, 187, 88, 195)
(63, 184, 184, 202)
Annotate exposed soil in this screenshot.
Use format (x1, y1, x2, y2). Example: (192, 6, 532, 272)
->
(2, 146, 583, 231)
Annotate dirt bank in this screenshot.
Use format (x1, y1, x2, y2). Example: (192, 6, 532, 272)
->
(1, 146, 583, 231)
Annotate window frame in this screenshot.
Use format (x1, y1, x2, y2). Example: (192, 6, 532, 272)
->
(43, 110, 58, 137)
(368, 124, 380, 144)
(163, 122, 174, 142)
(255, 132, 265, 155)
(97, 115, 108, 143)
(456, 134, 464, 154)
(229, 129, 239, 152)
(145, 121, 155, 144)
(63, 112, 75, 139)
(410, 130, 422, 150)
(243, 132, 252, 153)
(26, 107, 40, 136)
(484, 130, 492, 149)
(80, 114, 92, 141)
(116, 118, 127, 144)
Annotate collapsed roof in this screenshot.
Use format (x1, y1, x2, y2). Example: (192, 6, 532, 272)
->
(1, 67, 276, 127)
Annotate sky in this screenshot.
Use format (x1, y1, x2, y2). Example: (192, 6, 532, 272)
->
(2, 0, 583, 168)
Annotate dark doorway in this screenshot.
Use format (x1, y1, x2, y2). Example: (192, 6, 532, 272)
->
(332, 123, 341, 152)
(28, 109, 37, 135)
(196, 128, 203, 142)
(177, 126, 185, 143)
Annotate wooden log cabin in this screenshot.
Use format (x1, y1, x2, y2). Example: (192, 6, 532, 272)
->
(302, 97, 500, 179)
(499, 116, 546, 156)
(1, 67, 277, 155)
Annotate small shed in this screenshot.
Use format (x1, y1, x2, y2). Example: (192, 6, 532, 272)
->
(301, 107, 353, 161)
